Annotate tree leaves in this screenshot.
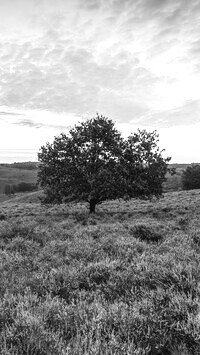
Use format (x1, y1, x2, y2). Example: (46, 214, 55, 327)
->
(38, 114, 171, 211)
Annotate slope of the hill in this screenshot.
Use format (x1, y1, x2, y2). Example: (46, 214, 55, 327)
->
(0, 163, 38, 196)
(0, 190, 200, 354)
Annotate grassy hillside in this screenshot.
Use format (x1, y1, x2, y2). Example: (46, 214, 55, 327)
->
(0, 162, 38, 200)
(1, 190, 200, 354)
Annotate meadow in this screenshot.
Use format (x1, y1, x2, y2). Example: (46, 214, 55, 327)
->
(0, 189, 200, 354)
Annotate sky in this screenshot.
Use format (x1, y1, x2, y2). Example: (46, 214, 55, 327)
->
(0, 0, 200, 163)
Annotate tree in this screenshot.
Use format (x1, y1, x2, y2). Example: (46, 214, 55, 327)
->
(182, 164, 200, 190)
(38, 114, 171, 213)
(4, 184, 14, 196)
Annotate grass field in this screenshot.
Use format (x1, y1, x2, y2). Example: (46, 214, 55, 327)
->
(1, 189, 200, 354)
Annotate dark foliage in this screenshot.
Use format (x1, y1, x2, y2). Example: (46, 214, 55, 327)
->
(4, 182, 38, 195)
(182, 164, 200, 190)
(129, 223, 163, 243)
(121, 129, 171, 198)
(13, 182, 38, 193)
(38, 114, 171, 212)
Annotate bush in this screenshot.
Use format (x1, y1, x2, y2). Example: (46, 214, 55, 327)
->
(13, 182, 38, 193)
(4, 182, 38, 195)
(129, 223, 163, 243)
(182, 165, 200, 190)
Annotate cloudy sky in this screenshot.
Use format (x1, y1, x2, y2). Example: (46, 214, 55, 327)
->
(0, 0, 200, 163)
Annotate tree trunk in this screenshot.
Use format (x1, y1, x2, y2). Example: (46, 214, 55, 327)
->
(89, 199, 96, 213)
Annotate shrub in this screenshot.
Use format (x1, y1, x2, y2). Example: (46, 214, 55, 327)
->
(4, 182, 38, 196)
(129, 223, 163, 243)
(182, 165, 200, 190)
(13, 182, 38, 193)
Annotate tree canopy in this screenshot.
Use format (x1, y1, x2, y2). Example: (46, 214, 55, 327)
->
(38, 114, 171, 212)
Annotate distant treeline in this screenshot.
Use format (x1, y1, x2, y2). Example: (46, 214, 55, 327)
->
(169, 163, 200, 169)
(4, 182, 38, 195)
(0, 162, 39, 170)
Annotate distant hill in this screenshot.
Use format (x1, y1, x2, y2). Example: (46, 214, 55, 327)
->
(0, 162, 199, 200)
(0, 162, 38, 198)
(0, 161, 39, 170)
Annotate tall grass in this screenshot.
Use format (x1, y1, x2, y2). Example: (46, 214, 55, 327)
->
(0, 190, 200, 354)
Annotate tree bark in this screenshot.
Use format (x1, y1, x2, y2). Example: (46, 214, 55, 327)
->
(89, 199, 96, 213)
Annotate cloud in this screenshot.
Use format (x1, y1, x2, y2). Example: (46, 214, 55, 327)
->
(142, 99, 200, 127)
(80, 0, 102, 10)
(12, 118, 72, 130)
(0, 27, 160, 123)
(13, 118, 42, 128)
(0, 0, 199, 130)
(0, 111, 24, 116)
